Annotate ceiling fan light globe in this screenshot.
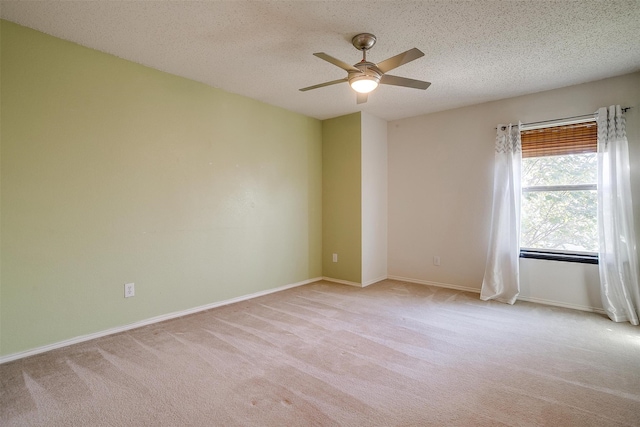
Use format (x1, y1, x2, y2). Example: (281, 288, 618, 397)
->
(350, 78, 378, 94)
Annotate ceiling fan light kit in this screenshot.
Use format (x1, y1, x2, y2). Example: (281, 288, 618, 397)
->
(350, 77, 379, 93)
(300, 33, 431, 104)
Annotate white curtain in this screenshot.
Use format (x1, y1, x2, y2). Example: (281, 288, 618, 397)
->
(597, 105, 640, 325)
(481, 123, 522, 304)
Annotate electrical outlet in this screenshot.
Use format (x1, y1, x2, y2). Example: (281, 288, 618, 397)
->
(124, 283, 135, 298)
(433, 256, 441, 266)
(332, 253, 338, 263)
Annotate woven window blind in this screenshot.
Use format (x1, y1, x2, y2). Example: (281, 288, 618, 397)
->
(521, 121, 597, 158)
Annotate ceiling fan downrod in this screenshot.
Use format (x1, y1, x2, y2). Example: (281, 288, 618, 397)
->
(352, 33, 377, 63)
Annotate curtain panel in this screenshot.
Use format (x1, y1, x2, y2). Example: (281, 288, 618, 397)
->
(481, 124, 522, 304)
(597, 105, 640, 325)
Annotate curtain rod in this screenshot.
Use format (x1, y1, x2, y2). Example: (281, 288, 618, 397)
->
(497, 107, 632, 130)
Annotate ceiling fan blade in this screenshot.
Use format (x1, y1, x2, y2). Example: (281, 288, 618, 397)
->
(376, 48, 424, 73)
(299, 78, 348, 92)
(380, 74, 431, 90)
(313, 52, 360, 72)
(356, 92, 368, 104)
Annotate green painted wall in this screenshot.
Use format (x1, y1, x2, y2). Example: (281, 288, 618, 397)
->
(0, 21, 3, 350)
(322, 113, 362, 283)
(0, 21, 322, 356)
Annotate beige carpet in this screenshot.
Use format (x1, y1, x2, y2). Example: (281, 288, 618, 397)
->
(1, 280, 639, 426)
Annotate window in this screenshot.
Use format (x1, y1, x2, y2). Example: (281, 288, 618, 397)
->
(520, 121, 598, 263)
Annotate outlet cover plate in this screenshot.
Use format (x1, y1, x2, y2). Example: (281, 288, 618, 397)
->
(124, 283, 135, 298)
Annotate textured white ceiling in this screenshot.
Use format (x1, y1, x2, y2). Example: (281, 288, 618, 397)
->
(2, 1, 639, 121)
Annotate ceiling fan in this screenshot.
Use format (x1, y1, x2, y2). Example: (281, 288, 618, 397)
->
(299, 33, 431, 104)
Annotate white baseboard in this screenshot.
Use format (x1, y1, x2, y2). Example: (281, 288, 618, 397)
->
(387, 275, 481, 294)
(387, 275, 606, 314)
(0, 277, 322, 365)
(322, 276, 387, 288)
(362, 276, 387, 287)
(322, 277, 363, 287)
(3, 275, 607, 364)
(516, 295, 606, 314)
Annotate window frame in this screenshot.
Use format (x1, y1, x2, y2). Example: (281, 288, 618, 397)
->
(519, 249, 598, 264)
(518, 120, 599, 264)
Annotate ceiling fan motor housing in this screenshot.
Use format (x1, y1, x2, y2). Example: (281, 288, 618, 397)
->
(349, 61, 382, 86)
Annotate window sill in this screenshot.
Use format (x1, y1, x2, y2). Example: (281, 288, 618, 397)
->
(520, 250, 598, 264)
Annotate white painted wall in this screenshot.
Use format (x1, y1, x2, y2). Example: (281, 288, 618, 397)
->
(388, 72, 640, 311)
(519, 258, 602, 311)
(361, 112, 388, 286)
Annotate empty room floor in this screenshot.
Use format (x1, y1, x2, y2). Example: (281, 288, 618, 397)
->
(1, 280, 639, 426)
